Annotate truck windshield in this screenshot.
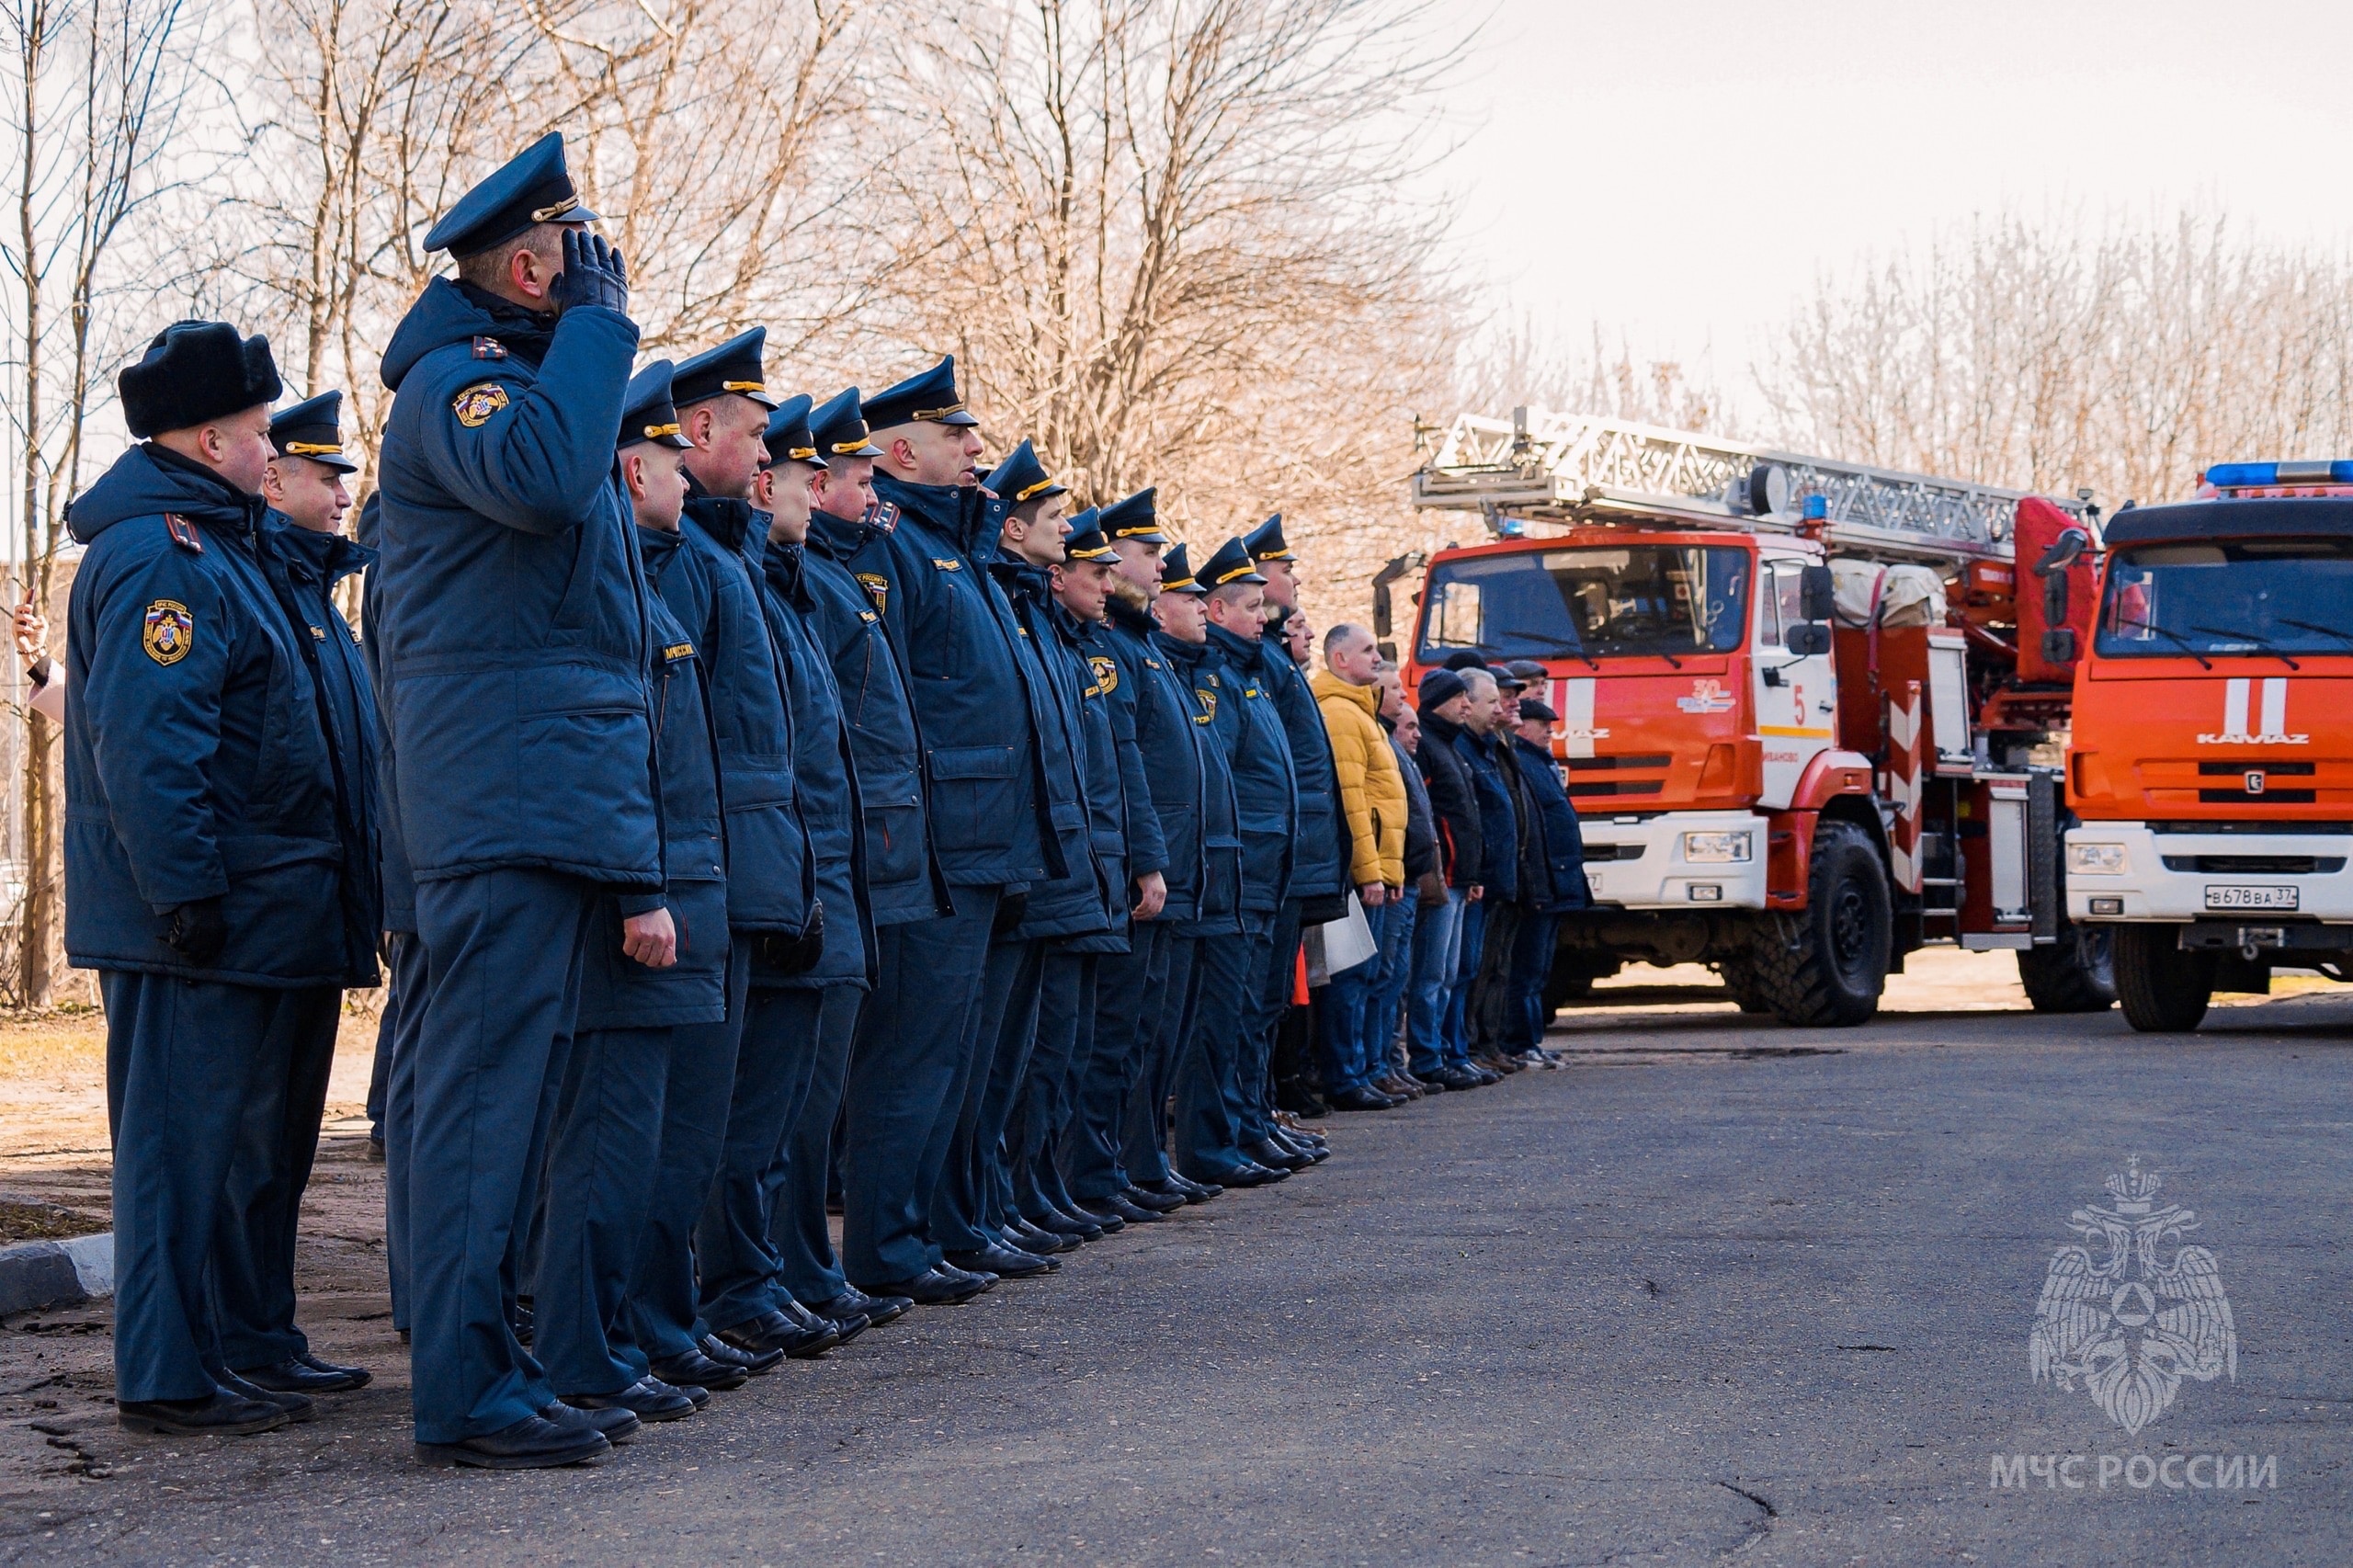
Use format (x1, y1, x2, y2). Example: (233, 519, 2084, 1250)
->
(2096, 540, 2353, 657)
(1417, 545, 1750, 662)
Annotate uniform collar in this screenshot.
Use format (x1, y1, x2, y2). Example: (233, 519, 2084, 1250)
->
(265, 517, 375, 581)
(680, 471, 754, 551)
(805, 505, 866, 561)
(763, 537, 812, 608)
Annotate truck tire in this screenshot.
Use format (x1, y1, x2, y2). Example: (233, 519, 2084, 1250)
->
(1715, 958, 1774, 1015)
(2017, 926, 2117, 1014)
(2113, 924, 2213, 1032)
(1542, 949, 1620, 1014)
(1745, 820, 1891, 1028)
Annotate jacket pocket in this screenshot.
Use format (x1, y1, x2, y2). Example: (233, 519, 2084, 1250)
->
(859, 765, 927, 890)
(926, 744, 1020, 853)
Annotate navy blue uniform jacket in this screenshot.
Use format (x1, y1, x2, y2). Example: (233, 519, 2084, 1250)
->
(1103, 598, 1199, 923)
(849, 475, 1061, 889)
(1060, 610, 1133, 955)
(375, 278, 659, 893)
(1203, 623, 1297, 916)
(1156, 631, 1244, 938)
(1455, 729, 1520, 903)
(995, 562, 1108, 943)
(578, 527, 729, 1029)
(1511, 734, 1588, 913)
(802, 506, 943, 927)
(759, 537, 871, 989)
(63, 444, 362, 987)
(258, 520, 383, 976)
(673, 483, 812, 935)
(351, 495, 415, 935)
(1255, 624, 1348, 903)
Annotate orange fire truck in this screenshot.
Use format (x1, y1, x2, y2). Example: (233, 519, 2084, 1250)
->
(2063, 460, 2353, 1031)
(1393, 410, 2109, 1026)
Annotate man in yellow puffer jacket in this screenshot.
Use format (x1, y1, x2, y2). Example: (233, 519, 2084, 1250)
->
(1311, 624, 1407, 1109)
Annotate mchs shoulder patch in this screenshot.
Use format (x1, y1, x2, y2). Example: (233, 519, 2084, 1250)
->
(142, 599, 192, 665)
(452, 382, 511, 427)
(854, 573, 889, 614)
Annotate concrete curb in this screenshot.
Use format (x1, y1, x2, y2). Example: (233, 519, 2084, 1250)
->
(0, 1232, 114, 1317)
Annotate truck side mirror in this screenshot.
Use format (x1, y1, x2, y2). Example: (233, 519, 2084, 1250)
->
(2034, 527, 2088, 629)
(1786, 621, 1832, 656)
(2041, 628, 2078, 665)
(1799, 563, 1836, 622)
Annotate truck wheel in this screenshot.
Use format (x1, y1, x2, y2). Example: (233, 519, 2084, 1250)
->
(1715, 958, 1774, 1015)
(1745, 820, 1891, 1027)
(1542, 949, 1620, 1014)
(2112, 925, 2213, 1032)
(2017, 926, 2117, 1014)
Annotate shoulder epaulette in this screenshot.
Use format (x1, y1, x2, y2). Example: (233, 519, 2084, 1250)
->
(163, 513, 203, 553)
(868, 501, 900, 535)
(472, 335, 506, 360)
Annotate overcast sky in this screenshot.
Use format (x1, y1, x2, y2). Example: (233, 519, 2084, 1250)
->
(1421, 0, 2353, 386)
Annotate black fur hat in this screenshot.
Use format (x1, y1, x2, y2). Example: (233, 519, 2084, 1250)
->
(119, 321, 283, 439)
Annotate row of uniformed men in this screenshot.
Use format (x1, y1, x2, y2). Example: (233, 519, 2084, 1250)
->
(63, 131, 1358, 1470)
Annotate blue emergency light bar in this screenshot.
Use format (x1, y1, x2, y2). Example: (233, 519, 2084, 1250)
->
(2206, 460, 2353, 487)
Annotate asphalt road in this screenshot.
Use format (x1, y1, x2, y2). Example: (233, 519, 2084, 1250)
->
(3, 989, 2348, 1565)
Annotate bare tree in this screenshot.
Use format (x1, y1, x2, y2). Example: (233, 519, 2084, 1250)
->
(1458, 316, 1730, 435)
(0, 0, 208, 1006)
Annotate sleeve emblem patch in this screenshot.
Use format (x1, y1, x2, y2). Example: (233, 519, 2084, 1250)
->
(142, 599, 193, 665)
(1089, 654, 1120, 695)
(663, 641, 696, 663)
(1194, 687, 1218, 722)
(451, 382, 511, 427)
(854, 573, 889, 613)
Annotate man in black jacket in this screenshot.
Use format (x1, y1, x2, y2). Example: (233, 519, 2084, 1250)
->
(1407, 670, 1486, 1091)
(1360, 680, 1437, 1097)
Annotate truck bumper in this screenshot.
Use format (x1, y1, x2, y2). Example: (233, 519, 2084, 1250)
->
(2066, 822, 2353, 923)
(1579, 811, 1770, 911)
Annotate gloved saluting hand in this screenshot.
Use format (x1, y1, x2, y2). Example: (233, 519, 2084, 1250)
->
(549, 228, 631, 318)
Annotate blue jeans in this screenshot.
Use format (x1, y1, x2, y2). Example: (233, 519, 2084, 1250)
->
(1359, 895, 1417, 1081)
(1315, 911, 1381, 1096)
(1405, 889, 1466, 1077)
(1442, 898, 1490, 1063)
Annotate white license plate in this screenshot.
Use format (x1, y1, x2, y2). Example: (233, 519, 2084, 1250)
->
(2204, 884, 2299, 912)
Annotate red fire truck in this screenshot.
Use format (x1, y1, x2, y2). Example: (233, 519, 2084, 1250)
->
(1393, 410, 2109, 1026)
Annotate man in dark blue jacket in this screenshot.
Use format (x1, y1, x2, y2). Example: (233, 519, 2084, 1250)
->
(697, 395, 891, 1354)
(769, 387, 943, 1326)
(843, 358, 1065, 1303)
(1174, 538, 1303, 1187)
(1065, 490, 1202, 1214)
(536, 363, 724, 1428)
(374, 134, 659, 1469)
(1448, 669, 1519, 1071)
(1240, 515, 1346, 1152)
(1505, 697, 1587, 1059)
(65, 323, 359, 1439)
(212, 390, 380, 1402)
(635, 329, 829, 1374)
(948, 444, 1095, 1275)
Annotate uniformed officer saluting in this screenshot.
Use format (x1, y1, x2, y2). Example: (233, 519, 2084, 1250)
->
(210, 390, 383, 1402)
(63, 322, 366, 1437)
(374, 132, 665, 1471)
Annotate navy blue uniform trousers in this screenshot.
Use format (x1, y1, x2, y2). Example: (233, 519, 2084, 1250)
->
(1069, 924, 1171, 1202)
(102, 971, 332, 1403)
(841, 888, 1001, 1284)
(624, 943, 752, 1369)
(942, 936, 1043, 1250)
(378, 933, 426, 1335)
(537, 1023, 672, 1396)
(768, 986, 863, 1306)
(697, 983, 835, 1333)
(1008, 951, 1090, 1221)
(1172, 916, 1272, 1182)
(406, 868, 595, 1444)
(210, 983, 344, 1371)
(1121, 934, 1198, 1188)
(1238, 900, 1303, 1143)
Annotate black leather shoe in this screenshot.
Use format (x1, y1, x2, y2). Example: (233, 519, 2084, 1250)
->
(1029, 1207, 1106, 1242)
(1434, 1063, 1485, 1090)
(1410, 1071, 1450, 1092)
(810, 1286, 910, 1329)
(118, 1391, 289, 1437)
(1328, 1085, 1402, 1111)
(1004, 1216, 1078, 1254)
(695, 1334, 783, 1378)
(1080, 1192, 1165, 1225)
(783, 1295, 869, 1349)
(1120, 1184, 1185, 1213)
(716, 1308, 839, 1360)
(565, 1378, 698, 1424)
(1201, 1160, 1288, 1187)
(218, 1369, 316, 1424)
(1161, 1173, 1222, 1201)
(855, 1267, 989, 1306)
(947, 1243, 1055, 1278)
(509, 1302, 534, 1346)
(1246, 1137, 1308, 1172)
(235, 1353, 370, 1394)
(541, 1399, 640, 1446)
(651, 1346, 747, 1391)
(417, 1414, 610, 1470)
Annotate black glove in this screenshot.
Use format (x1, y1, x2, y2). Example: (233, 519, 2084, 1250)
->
(992, 891, 1029, 937)
(164, 896, 228, 967)
(754, 901, 825, 976)
(548, 228, 631, 317)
